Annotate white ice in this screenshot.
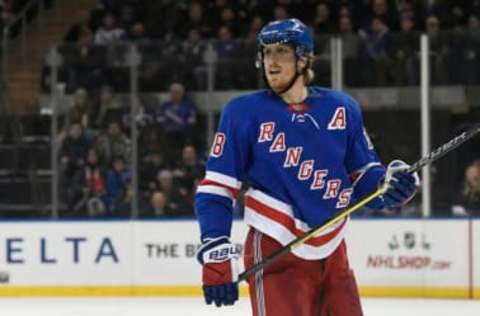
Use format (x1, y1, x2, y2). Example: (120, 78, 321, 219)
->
(0, 297, 479, 316)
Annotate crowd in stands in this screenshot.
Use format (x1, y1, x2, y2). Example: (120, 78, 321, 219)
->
(44, 0, 480, 218)
(46, 0, 480, 92)
(57, 82, 201, 218)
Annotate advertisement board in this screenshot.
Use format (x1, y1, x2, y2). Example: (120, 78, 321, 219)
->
(0, 221, 132, 287)
(0, 219, 477, 298)
(346, 219, 470, 297)
(473, 220, 480, 299)
(132, 220, 248, 285)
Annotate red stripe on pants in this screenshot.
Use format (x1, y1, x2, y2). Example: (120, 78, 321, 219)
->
(243, 228, 364, 316)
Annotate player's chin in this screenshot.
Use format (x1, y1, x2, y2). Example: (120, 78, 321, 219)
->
(268, 81, 288, 94)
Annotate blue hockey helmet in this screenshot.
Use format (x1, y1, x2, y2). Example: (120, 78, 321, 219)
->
(256, 18, 314, 68)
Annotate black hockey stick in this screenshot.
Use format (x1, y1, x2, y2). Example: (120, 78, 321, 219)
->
(238, 124, 480, 282)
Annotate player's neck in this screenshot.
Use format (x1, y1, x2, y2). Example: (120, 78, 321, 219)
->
(280, 78, 308, 104)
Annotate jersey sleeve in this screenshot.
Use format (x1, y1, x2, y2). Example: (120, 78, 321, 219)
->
(195, 98, 252, 241)
(344, 95, 386, 209)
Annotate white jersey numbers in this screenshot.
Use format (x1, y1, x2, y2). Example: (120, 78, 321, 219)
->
(210, 133, 226, 158)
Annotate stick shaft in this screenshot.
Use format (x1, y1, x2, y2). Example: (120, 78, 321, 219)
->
(238, 124, 480, 282)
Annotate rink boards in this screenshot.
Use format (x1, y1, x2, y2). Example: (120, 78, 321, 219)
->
(0, 219, 478, 299)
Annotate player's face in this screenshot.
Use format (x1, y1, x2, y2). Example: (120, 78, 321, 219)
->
(263, 44, 297, 92)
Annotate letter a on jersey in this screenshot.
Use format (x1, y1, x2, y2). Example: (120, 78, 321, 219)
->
(328, 107, 346, 130)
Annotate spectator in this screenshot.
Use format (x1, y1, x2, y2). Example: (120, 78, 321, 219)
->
(360, 17, 393, 86)
(389, 12, 420, 86)
(312, 3, 335, 34)
(94, 13, 125, 46)
(214, 25, 240, 89)
(62, 34, 107, 93)
(273, 5, 289, 21)
(183, 1, 212, 38)
(112, 183, 134, 216)
(452, 160, 480, 216)
(140, 151, 169, 191)
(64, 22, 93, 44)
(465, 14, 480, 84)
(125, 21, 150, 45)
(69, 148, 108, 216)
(338, 15, 361, 86)
(68, 88, 92, 129)
(370, 0, 399, 31)
(219, 6, 241, 37)
(93, 85, 124, 128)
(155, 169, 193, 216)
(183, 28, 208, 90)
(156, 83, 197, 152)
(106, 156, 131, 212)
(141, 190, 172, 217)
(95, 120, 132, 168)
(60, 122, 92, 184)
(426, 15, 449, 84)
(173, 144, 205, 191)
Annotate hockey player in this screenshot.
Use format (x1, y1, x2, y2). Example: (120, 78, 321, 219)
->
(195, 18, 419, 316)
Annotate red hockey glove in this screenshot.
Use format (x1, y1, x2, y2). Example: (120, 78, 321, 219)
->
(196, 236, 240, 307)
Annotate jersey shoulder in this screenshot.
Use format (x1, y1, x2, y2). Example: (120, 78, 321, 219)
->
(309, 86, 363, 124)
(223, 90, 271, 117)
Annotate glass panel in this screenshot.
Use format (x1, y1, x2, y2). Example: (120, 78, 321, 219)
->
(341, 31, 422, 217)
(50, 42, 133, 218)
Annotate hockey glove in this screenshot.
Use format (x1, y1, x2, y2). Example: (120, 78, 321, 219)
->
(382, 160, 420, 208)
(196, 236, 240, 307)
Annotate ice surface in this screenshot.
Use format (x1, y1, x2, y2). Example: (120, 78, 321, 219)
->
(0, 297, 479, 316)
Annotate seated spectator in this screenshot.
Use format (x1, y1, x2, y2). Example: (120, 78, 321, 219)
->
(183, 28, 207, 90)
(214, 25, 240, 89)
(389, 12, 420, 86)
(338, 15, 361, 86)
(273, 5, 289, 21)
(465, 14, 480, 84)
(92, 85, 125, 128)
(68, 88, 92, 130)
(106, 156, 131, 212)
(426, 15, 449, 84)
(155, 169, 193, 216)
(112, 183, 134, 216)
(369, 0, 399, 31)
(140, 190, 172, 217)
(182, 1, 212, 39)
(59, 123, 92, 184)
(312, 3, 335, 34)
(359, 17, 393, 86)
(94, 13, 125, 46)
(125, 21, 150, 45)
(68, 148, 108, 216)
(155, 83, 196, 153)
(95, 120, 132, 168)
(173, 144, 205, 191)
(61, 34, 107, 93)
(452, 160, 480, 216)
(140, 151, 169, 191)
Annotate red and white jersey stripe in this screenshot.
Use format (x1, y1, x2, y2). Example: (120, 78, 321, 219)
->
(196, 171, 241, 200)
(244, 188, 348, 260)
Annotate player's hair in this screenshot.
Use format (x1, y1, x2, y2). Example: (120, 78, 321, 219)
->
(300, 54, 315, 85)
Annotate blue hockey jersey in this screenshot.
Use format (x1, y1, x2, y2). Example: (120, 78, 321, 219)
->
(195, 87, 386, 259)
